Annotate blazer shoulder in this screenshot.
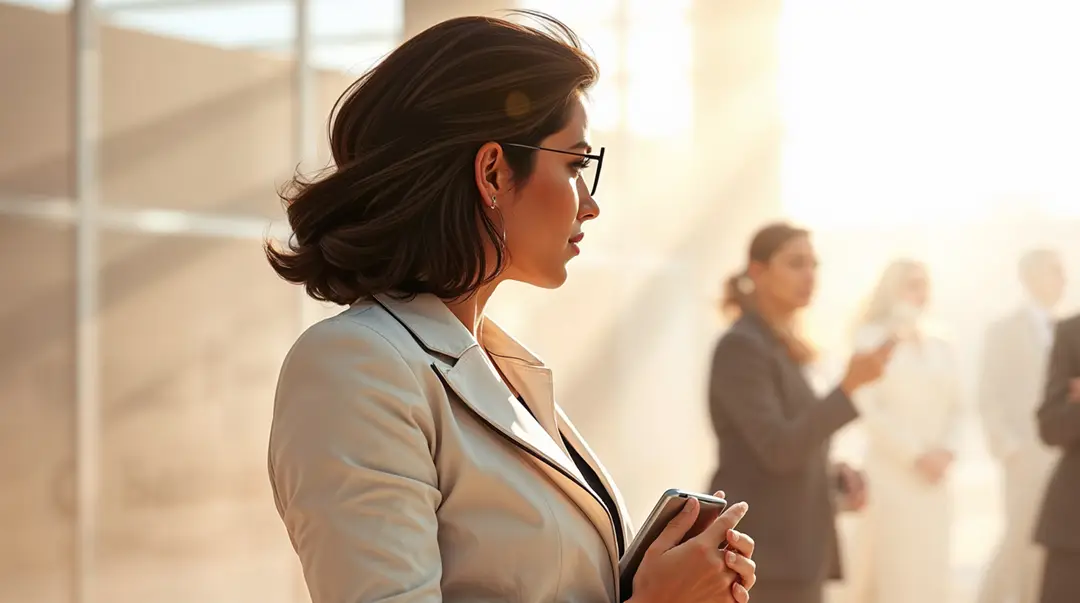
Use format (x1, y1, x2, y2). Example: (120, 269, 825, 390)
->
(714, 318, 771, 358)
(272, 303, 441, 434)
(287, 302, 426, 364)
(276, 303, 442, 403)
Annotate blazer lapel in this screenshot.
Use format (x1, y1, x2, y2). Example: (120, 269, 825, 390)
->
(434, 346, 588, 486)
(373, 293, 622, 586)
(558, 406, 634, 546)
(491, 355, 622, 588)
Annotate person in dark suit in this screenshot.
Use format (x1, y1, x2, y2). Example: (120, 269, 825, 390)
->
(708, 223, 895, 603)
(1035, 312, 1080, 603)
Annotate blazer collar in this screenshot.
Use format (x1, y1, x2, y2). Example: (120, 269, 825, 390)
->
(740, 311, 782, 347)
(370, 292, 477, 358)
(371, 292, 548, 365)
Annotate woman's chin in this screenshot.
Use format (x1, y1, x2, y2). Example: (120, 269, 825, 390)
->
(541, 270, 570, 289)
(529, 266, 570, 290)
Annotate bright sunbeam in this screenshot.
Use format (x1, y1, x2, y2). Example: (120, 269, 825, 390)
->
(779, 0, 1080, 227)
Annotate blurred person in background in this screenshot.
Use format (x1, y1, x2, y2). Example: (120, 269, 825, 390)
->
(263, 12, 757, 603)
(977, 249, 1065, 603)
(847, 259, 962, 603)
(707, 222, 895, 603)
(1034, 311, 1080, 603)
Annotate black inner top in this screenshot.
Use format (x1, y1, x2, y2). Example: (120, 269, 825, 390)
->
(516, 395, 625, 555)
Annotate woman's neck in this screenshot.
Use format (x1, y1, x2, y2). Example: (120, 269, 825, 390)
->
(754, 296, 815, 364)
(755, 297, 796, 332)
(443, 281, 499, 337)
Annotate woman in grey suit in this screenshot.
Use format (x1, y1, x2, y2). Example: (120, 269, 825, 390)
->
(708, 223, 894, 603)
(264, 12, 757, 603)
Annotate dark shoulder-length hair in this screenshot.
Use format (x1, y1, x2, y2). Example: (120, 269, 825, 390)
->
(266, 12, 598, 305)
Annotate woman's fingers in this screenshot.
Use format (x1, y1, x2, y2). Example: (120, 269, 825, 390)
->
(725, 550, 757, 591)
(731, 581, 751, 603)
(727, 528, 755, 558)
(699, 501, 749, 547)
(709, 490, 753, 602)
(647, 497, 700, 557)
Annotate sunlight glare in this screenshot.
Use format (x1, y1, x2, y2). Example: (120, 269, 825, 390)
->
(779, 0, 1080, 227)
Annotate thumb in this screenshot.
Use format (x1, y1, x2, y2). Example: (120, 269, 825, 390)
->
(647, 497, 699, 557)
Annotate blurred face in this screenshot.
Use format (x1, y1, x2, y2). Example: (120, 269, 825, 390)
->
(749, 235, 817, 313)
(899, 265, 930, 309)
(474, 94, 600, 289)
(1026, 254, 1066, 308)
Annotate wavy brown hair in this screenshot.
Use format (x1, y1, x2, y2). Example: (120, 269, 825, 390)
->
(266, 12, 598, 305)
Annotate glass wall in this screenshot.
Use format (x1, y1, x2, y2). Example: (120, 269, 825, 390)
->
(0, 217, 76, 603)
(0, 1, 400, 601)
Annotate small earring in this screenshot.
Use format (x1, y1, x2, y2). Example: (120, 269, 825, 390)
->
(737, 276, 756, 295)
(489, 194, 497, 209)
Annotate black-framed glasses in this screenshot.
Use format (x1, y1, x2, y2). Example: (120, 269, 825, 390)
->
(501, 143, 605, 196)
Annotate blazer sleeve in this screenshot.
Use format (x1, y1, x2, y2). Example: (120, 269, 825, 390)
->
(709, 332, 859, 475)
(977, 323, 1021, 459)
(1038, 319, 1080, 448)
(269, 318, 443, 603)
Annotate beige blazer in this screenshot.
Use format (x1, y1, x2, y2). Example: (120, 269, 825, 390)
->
(268, 293, 633, 603)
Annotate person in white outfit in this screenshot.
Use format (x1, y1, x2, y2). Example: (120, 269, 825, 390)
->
(976, 249, 1065, 603)
(847, 259, 963, 603)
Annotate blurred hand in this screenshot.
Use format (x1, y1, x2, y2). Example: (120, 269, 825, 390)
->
(841, 339, 896, 395)
(630, 492, 756, 603)
(836, 463, 868, 512)
(1068, 378, 1080, 403)
(915, 448, 954, 484)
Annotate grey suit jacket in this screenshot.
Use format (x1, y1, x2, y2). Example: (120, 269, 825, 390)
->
(1035, 314, 1080, 551)
(268, 293, 633, 603)
(707, 312, 858, 583)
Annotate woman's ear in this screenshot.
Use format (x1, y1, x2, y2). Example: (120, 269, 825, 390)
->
(746, 261, 766, 282)
(474, 142, 506, 203)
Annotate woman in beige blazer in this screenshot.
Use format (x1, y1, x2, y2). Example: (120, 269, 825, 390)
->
(264, 13, 757, 603)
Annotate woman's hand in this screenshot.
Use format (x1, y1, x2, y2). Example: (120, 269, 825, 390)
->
(723, 525, 757, 602)
(1068, 378, 1080, 403)
(629, 493, 756, 603)
(841, 338, 896, 395)
(836, 462, 869, 512)
(914, 448, 954, 484)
